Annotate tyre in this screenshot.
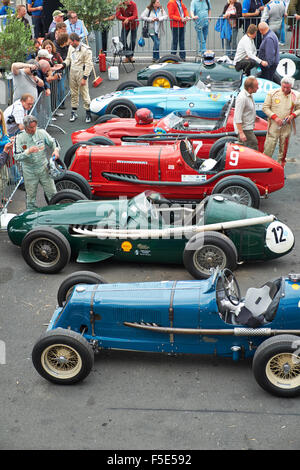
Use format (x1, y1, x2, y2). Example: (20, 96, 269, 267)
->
(88, 136, 115, 145)
(253, 335, 300, 398)
(49, 189, 88, 205)
(147, 70, 178, 88)
(94, 114, 118, 125)
(106, 99, 137, 118)
(209, 136, 238, 160)
(32, 328, 94, 385)
(57, 270, 107, 306)
(64, 141, 96, 169)
(211, 176, 261, 208)
(183, 231, 238, 279)
(54, 171, 92, 199)
(116, 81, 142, 91)
(21, 227, 71, 274)
(157, 54, 182, 63)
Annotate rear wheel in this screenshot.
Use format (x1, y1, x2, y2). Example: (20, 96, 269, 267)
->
(157, 54, 182, 63)
(147, 70, 178, 88)
(57, 271, 107, 306)
(32, 328, 94, 385)
(21, 227, 71, 274)
(183, 231, 238, 279)
(212, 176, 261, 208)
(94, 114, 118, 124)
(88, 136, 115, 145)
(209, 136, 238, 160)
(253, 335, 300, 397)
(106, 99, 137, 118)
(54, 171, 92, 199)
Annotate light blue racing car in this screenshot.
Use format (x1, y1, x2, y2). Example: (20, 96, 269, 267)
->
(90, 77, 280, 120)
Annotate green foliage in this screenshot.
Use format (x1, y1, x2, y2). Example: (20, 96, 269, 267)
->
(0, 14, 34, 70)
(61, 0, 120, 31)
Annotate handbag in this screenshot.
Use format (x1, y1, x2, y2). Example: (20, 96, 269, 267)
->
(142, 9, 151, 38)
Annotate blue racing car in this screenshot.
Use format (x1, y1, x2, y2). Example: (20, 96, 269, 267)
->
(90, 78, 280, 120)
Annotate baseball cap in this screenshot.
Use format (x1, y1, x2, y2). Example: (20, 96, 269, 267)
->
(53, 10, 64, 17)
(37, 49, 52, 60)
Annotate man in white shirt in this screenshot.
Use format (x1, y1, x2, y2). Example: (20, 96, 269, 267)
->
(4, 94, 35, 136)
(234, 76, 259, 150)
(234, 24, 268, 75)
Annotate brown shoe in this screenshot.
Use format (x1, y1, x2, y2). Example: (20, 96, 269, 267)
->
(123, 57, 130, 63)
(130, 57, 135, 63)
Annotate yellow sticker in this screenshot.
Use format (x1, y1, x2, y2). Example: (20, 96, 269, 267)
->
(209, 93, 221, 101)
(292, 283, 300, 290)
(275, 98, 280, 104)
(121, 241, 132, 252)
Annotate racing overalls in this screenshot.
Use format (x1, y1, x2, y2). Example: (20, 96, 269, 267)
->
(64, 42, 93, 110)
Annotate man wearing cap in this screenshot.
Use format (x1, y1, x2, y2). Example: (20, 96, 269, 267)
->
(262, 76, 300, 166)
(14, 115, 59, 210)
(63, 33, 93, 123)
(48, 10, 64, 35)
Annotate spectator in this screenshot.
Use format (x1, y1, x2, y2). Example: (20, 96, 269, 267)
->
(4, 93, 35, 137)
(0, 109, 10, 152)
(242, 0, 264, 47)
(41, 39, 63, 66)
(141, 0, 168, 62)
(27, 0, 44, 38)
(222, 0, 242, 59)
(33, 56, 52, 96)
(14, 115, 59, 210)
(262, 75, 300, 166)
(11, 60, 49, 102)
(41, 40, 64, 116)
(48, 9, 64, 35)
(258, 21, 279, 81)
(261, 0, 286, 38)
(190, 0, 211, 56)
(0, 141, 13, 207)
(0, 0, 15, 25)
(16, 4, 30, 29)
(287, 0, 300, 52)
(49, 21, 68, 42)
(234, 24, 267, 74)
(64, 10, 88, 40)
(116, 1, 139, 63)
(233, 76, 259, 150)
(54, 31, 69, 60)
(167, 0, 190, 60)
(63, 32, 93, 123)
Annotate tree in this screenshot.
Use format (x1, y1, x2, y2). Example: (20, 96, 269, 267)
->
(0, 14, 34, 70)
(61, 0, 120, 31)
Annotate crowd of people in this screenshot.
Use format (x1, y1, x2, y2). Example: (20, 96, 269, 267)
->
(0, 0, 300, 210)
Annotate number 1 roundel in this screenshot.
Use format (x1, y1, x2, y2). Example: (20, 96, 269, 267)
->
(276, 58, 296, 78)
(266, 221, 294, 254)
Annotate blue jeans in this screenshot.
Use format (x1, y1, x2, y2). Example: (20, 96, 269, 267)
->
(196, 23, 208, 55)
(225, 27, 238, 59)
(171, 27, 186, 60)
(120, 27, 137, 58)
(150, 33, 160, 60)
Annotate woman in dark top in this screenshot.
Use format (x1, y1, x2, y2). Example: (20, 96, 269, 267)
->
(222, 0, 242, 59)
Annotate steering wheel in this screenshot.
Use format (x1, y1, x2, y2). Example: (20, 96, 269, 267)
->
(220, 269, 241, 306)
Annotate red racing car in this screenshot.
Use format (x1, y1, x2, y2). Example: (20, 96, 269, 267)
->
(58, 139, 284, 208)
(68, 102, 268, 167)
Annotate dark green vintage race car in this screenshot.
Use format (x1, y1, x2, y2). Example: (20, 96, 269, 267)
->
(7, 192, 294, 277)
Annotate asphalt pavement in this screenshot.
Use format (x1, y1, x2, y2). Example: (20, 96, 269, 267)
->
(1, 59, 300, 452)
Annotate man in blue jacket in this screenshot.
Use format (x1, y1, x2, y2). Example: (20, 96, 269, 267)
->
(258, 22, 279, 81)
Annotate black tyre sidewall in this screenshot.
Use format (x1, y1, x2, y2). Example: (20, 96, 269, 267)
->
(116, 81, 142, 91)
(21, 227, 71, 274)
(209, 137, 237, 160)
(94, 114, 119, 124)
(106, 99, 137, 118)
(212, 176, 261, 208)
(64, 141, 96, 169)
(157, 54, 182, 63)
(49, 189, 88, 205)
(54, 171, 92, 199)
(88, 136, 115, 145)
(57, 271, 107, 306)
(32, 328, 94, 385)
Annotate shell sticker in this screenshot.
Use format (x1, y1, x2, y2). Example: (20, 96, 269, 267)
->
(121, 241, 132, 252)
(292, 284, 300, 290)
(209, 93, 221, 101)
(275, 98, 280, 104)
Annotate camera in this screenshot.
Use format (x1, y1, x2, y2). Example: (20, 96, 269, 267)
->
(7, 115, 16, 124)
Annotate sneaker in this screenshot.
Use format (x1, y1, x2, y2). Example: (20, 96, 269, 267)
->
(70, 111, 78, 122)
(51, 116, 57, 121)
(55, 112, 64, 117)
(85, 112, 92, 123)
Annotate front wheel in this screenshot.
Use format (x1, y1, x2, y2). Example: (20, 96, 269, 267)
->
(49, 189, 88, 205)
(253, 335, 300, 397)
(212, 176, 261, 208)
(21, 227, 71, 274)
(183, 231, 238, 279)
(54, 171, 92, 199)
(116, 81, 142, 91)
(147, 70, 178, 88)
(32, 328, 94, 384)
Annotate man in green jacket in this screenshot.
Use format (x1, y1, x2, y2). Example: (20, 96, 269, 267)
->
(14, 115, 59, 210)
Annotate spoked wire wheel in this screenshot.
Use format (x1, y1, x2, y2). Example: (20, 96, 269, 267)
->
(41, 343, 83, 380)
(29, 237, 62, 269)
(193, 244, 227, 276)
(266, 352, 300, 390)
(218, 185, 252, 206)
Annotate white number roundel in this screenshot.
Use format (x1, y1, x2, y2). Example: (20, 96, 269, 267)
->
(266, 221, 294, 254)
(276, 58, 296, 78)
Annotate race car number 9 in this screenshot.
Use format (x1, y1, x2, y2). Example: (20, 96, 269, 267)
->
(229, 150, 239, 166)
(266, 221, 294, 254)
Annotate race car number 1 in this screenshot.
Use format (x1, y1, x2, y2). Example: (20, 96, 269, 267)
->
(276, 58, 296, 78)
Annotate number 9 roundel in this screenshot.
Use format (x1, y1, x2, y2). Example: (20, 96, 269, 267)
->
(265, 221, 294, 254)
